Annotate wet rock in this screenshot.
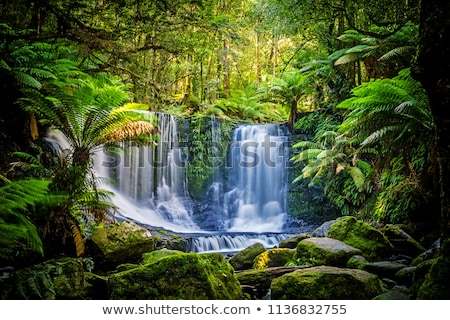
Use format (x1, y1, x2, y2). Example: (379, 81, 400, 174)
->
(271, 265, 383, 300)
(229, 243, 266, 271)
(296, 237, 362, 267)
(327, 216, 394, 261)
(253, 248, 296, 269)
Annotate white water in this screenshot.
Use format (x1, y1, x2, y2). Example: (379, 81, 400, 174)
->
(46, 113, 295, 251)
(223, 124, 289, 233)
(93, 112, 201, 233)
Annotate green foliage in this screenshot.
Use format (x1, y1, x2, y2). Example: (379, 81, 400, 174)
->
(0, 178, 63, 260)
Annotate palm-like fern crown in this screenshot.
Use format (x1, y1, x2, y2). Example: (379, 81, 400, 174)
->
(17, 70, 157, 165)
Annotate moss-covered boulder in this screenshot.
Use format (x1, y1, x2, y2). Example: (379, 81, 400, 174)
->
(253, 248, 296, 269)
(86, 221, 155, 270)
(271, 266, 383, 300)
(228, 243, 266, 271)
(327, 216, 394, 261)
(141, 248, 184, 264)
(416, 240, 450, 299)
(278, 233, 310, 249)
(296, 237, 362, 267)
(346, 255, 370, 269)
(107, 252, 243, 299)
(235, 266, 310, 299)
(382, 224, 426, 257)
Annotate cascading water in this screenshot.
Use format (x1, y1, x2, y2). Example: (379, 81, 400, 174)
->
(92, 113, 301, 252)
(223, 124, 289, 233)
(94, 112, 199, 233)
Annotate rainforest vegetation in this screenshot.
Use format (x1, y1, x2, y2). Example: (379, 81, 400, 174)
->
(1, 0, 450, 299)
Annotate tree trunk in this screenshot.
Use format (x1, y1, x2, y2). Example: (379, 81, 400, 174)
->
(412, 0, 450, 238)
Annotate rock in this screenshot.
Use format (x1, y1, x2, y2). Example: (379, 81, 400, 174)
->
(363, 261, 409, 279)
(382, 224, 426, 257)
(271, 266, 383, 299)
(278, 233, 310, 249)
(86, 221, 155, 270)
(296, 237, 362, 267)
(416, 254, 450, 299)
(409, 258, 437, 298)
(411, 238, 441, 266)
(373, 290, 410, 300)
(235, 266, 310, 299)
(253, 248, 296, 269)
(395, 266, 417, 286)
(346, 255, 370, 269)
(312, 220, 336, 237)
(107, 252, 243, 299)
(141, 248, 184, 264)
(327, 216, 394, 261)
(228, 243, 266, 271)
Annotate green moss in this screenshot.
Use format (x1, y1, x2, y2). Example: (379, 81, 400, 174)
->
(87, 221, 155, 269)
(141, 249, 184, 264)
(108, 252, 242, 299)
(327, 216, 394, 261)
(296, 237, 361, 267)
(417, 240, 450, 300)
(229, 243, 265, 271)
(346, 255, 369, 270)
(271, 266, 383, 300)
(253, 248, 296, 269)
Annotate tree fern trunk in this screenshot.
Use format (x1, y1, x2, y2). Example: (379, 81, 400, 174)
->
(413, 0, 450, 238)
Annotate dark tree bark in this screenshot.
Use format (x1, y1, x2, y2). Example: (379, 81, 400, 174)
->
(412, 1, 450, 238)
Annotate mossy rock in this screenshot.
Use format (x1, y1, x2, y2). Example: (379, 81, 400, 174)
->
(141, 248, 185, 264)
(253, 248, 296, 269)
(86, 221, 155, 270)
(107, 252, 243, 299)
(296, 237, 362, 267)
(271, 265, 383, 300)
(278, 233, 310, 249)
(346, 255, 370, 270)
(382, 224, 426, 257)
(409, 258, 437, 298)
(416, 240, 450, 299)
(327, 216, 394, 261)
(228, 243, 266, 271)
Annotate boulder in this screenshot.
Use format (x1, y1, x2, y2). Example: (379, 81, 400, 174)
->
(363, 261, 409, 279)
(416, 247, 450, 300)
(271, 266, 383, 300)
(373, 290, 410, 300)
(86, 221, 155, 270)
(296, 237, 362, 267)
(278, 233, 311, 249)
(311, 220, 336, 237)
(327, 216, 394, 261)
(395, 266, 417, 286)
(235, 266, 310, 299)
(107, 252, 243, 299)
(253, 248, 296, 269)
(141, 248, 184, 264)
(228, 243, 265, 271)
(382, 224, 426, 257)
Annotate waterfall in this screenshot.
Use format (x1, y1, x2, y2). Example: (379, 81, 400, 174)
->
(222, 124, 289, 233)
(89, 113, 299, 250)
(94, 112, 200, 233)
